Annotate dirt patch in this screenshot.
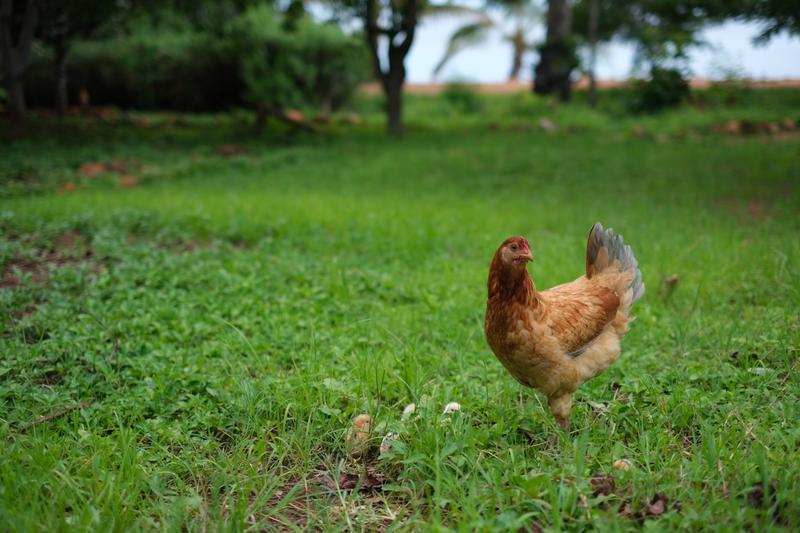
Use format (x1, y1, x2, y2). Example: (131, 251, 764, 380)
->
(1, 231, 96, 289)
(34, 368, 65, 386)
(216, 144, 250, 157)
(359, 79, 800, 95)
(710, 118, 799, 140)
(716, 197, 773, 224)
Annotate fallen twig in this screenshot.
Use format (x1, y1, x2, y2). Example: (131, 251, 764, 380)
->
(17, 398, 94, 433)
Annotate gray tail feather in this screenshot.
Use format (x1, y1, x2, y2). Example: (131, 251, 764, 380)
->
(586, 222, 645, 306)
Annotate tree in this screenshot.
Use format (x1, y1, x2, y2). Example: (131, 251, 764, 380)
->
(37, 0, 120, 114)
(573, 1, 737, 72)
(0, 0, 39, 121)
(365, 0, 418, 137)
(433, 0, 542, 82)
(572, 0, 735, 108)
(336, 0, 459, 137)
(534, 0, 576, 100)
(732, 0, 799, 42)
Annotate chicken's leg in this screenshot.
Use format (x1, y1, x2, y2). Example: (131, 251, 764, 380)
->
(548, 392, 573, 429)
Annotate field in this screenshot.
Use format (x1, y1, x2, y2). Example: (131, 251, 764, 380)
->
(1, 90, 799, 531)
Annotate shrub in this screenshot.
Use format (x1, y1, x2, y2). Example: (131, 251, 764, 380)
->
(231, 6, 370, 113)
(25, 31, 242, 111)
(24, 7, 369, 113)
(441, 83, 484, 115)
(629, 66, 691, 114)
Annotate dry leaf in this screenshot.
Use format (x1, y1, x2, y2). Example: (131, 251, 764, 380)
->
(78, 162, 109, 178)
(646, 494, 667, 517)
(215, 144, 249, 157)
(118, 175, 140, 188)
(58, 181, 78, 193)
(285, 109, 305, 123)
(109, 159, 128, 173)
(538, 118, 557, 133)
(590, 474, 615, 497)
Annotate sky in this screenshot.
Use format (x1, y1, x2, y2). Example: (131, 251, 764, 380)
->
(404, 16, 800, 83)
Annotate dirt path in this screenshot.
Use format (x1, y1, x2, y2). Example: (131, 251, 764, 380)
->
(359, 78, 800, 95)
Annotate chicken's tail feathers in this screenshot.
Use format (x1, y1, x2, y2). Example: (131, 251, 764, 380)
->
(585, 223, 645, 309)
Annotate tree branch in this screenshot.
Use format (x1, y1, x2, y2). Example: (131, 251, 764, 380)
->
(17, 398, 95, 434)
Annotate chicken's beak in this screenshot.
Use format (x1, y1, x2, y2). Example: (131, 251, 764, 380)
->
(513, 250, 533, 264)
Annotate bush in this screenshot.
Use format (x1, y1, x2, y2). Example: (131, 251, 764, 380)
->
(26, 32, 242, 111)
(441, 83, 484, 114)
(231, 6, 369, 113)
(629, 67, 691, 114)
(24, 7, 370, 113)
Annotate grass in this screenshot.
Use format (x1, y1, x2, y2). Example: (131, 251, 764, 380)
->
(1, 90, 799, 531)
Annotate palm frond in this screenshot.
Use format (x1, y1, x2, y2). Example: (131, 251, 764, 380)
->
(424, 2, 490, 19)
(432, 19, 495, 78)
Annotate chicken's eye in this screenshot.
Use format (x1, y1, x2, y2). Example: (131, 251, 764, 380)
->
(510, 244, 518, 251)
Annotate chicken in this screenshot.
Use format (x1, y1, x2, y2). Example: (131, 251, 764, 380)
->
(484, 223, 644, 428)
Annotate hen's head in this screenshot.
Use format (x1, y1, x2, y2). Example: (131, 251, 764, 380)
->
(493, 236, 533, 270)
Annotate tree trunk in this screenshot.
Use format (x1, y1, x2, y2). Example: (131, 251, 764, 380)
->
(534, 0, 574, 101)
(587, 0, 599, 109)
(385, 76, 403, 137)
(508, 31, 525, 81)
(0, 0, 39, 123)
(54, 37, 69, 115)
(365, 0, 416, 138)
(6, 75, 26, 118)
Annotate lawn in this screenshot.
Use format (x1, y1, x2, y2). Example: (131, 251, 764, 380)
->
(1, 94, 799, 531)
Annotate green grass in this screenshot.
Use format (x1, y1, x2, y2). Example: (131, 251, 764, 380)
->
(1, 94, 799, 531)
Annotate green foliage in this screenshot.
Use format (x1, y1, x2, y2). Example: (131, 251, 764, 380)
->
(629, 67, 691, 114)
(572, 1, 730, 70)
(24, 7, 369, 112)
(26, 28, 242, 111)
(230, 6, 370, 111)
(725, 0, 800, 42)
(441, 82, 485, 114)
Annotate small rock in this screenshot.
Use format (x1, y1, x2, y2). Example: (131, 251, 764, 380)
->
(345, 414, 372, 457)
(443, 402, 461, 414)
(613, 459, 632, 471)
(380, 432, 399, 455)
(538, 118, 557, 133)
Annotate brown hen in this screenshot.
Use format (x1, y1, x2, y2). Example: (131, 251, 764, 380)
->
(484, 223, 644, 428)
